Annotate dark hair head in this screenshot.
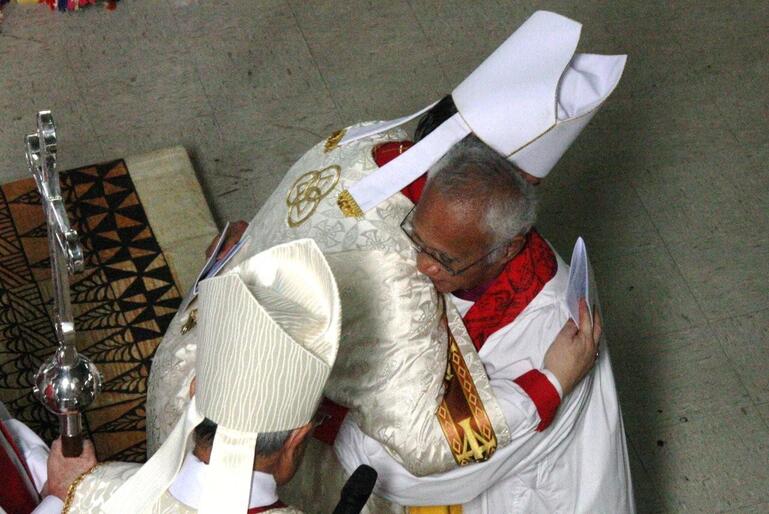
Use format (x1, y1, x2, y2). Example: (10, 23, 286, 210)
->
(414, 95, 458, 142)
(193, 418, 218, 448)
(193, 418, 292, 457)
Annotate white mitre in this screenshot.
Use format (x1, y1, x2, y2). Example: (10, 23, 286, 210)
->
(337, 10, 627, 215)
(103, 239, 341, 514)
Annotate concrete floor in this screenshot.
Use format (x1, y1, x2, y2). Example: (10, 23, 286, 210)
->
(1, 1, 767, 512)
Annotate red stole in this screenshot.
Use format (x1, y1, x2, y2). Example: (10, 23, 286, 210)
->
(0, 420, 40, 514)
(462, 231, 557, 350)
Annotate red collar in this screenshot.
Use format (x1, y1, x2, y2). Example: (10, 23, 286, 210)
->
(462, 231, 557, 350)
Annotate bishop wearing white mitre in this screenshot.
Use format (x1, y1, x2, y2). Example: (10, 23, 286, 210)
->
(61, 239, 340, 513)
(147, 10, 634, 514)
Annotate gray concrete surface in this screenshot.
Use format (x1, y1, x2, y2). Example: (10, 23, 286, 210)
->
(1, 1, 767, 512)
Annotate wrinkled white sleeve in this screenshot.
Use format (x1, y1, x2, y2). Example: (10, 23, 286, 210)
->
(334, 301, 596, 506)
(32, 496, 64, 514)
(336, 373, 593, 505)
(4, 419, 50, 493)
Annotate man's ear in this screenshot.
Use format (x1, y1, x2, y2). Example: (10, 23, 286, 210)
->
(502, 234, 527, 262)
(188, 377, 197, 398)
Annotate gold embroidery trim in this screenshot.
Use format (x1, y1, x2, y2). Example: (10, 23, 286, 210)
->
(408, 507, 463, 514)
(62, 463, 101, 514)
(285, 165, 342, 227)
(180, 308, 198, 335)
(436, 318, 497, 466)
(324, 128, 346, 153)
(337, 189, 364, 218)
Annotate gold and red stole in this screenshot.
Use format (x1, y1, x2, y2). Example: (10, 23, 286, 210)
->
(435, 231, 557, 469)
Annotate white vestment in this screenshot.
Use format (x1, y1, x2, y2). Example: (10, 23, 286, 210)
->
(146, 124, 510, 477)
(66, 454, 302, 513)
(335, 253, 636, 513)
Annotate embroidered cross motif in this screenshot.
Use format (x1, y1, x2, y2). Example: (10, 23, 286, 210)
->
(286, 165, 341, 227)
(456, 417, 495, 463)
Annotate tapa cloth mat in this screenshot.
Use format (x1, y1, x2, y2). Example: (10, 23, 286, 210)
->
(0, 147, 217, 462)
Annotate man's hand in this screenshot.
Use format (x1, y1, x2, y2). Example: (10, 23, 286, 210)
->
(544, 298, 603, 396)
(44, 438, 98, 500)
(205, 220, 248, 259)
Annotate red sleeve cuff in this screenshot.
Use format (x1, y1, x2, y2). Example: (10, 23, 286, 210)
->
(513, 369, 561, 431)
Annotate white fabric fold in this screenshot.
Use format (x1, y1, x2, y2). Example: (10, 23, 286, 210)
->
(199, 428, 258, 514)
(452, 11, 581, 157)
(103, 397, 204, 514)
(346, 113, 471, 213)
(338, 11, 627, 211)
(169, 453, 279, 509)
(339, 100, 439, 146)
(511, 53, 627, 177)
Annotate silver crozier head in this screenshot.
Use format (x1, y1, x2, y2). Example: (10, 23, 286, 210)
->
(33, 348, 102, 417)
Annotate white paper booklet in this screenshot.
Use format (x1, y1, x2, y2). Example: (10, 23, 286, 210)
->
(566, 237, 593, 326)
(179, 222, 248, 311)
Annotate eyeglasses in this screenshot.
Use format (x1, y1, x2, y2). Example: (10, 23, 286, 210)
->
(400, 206, 505, 276)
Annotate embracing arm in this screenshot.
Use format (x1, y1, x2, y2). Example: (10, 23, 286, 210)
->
(334, 300, 601, 506)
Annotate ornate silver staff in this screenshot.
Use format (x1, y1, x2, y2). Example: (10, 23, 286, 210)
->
(27, 111, 101, 457)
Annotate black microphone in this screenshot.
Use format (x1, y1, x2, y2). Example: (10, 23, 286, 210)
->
(332, 464, 378, 514)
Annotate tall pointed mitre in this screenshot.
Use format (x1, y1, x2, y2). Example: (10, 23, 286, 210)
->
(103, 239, 341, 514)
(336, 10, 627, 216)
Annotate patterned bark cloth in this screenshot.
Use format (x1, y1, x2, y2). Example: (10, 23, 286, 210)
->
(0, 159, 182, 462)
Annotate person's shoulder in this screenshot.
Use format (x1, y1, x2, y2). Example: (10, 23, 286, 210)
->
(67, 462, 141, 514)
(91, 461, 141, 481)
(320, 121, 411, 155)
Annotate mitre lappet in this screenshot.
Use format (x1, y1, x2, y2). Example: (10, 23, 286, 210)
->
(337, 10, 628, 215)
(103, 239, 341, 514)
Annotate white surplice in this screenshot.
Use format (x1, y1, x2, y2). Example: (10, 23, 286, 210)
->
(335, 252, 635, 513)
(66, 453, 302, 513)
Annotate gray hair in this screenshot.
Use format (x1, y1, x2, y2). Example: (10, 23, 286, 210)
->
(425, 134, 538, 246)
(254, 429, 293, 456)
(194, 418, 292, 457)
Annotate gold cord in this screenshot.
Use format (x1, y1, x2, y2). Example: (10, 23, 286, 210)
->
(62, 463, 101, 514)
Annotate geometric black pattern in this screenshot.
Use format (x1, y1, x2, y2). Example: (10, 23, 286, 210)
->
(0, 160, 182, 462)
